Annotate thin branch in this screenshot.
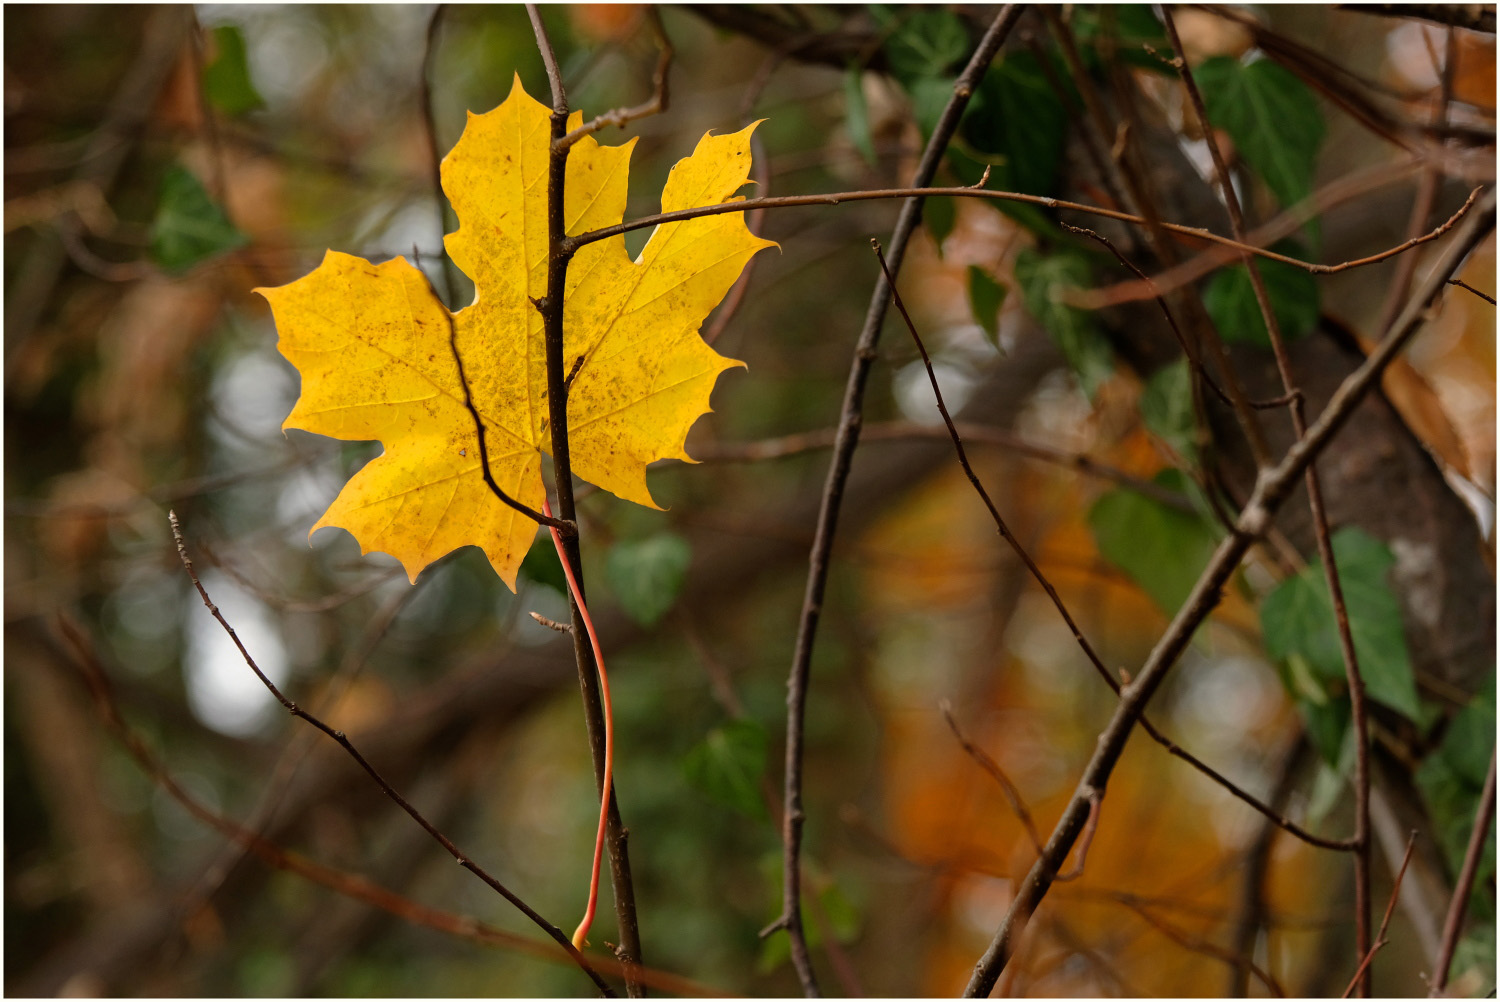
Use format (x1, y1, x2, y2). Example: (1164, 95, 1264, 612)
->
(557, 8, 672, 151)
(1165, 9, 1375, 991)
(58, 620, 729, 998)
(941, 701, 1045, 856)
(1121, 898, 1286, 997)
(962, 186, 1496, 998)
(1448, 277, 1496, 304)
(409, 258, 570, 532)
(1054, 790, 1102, 883)
(420, 4, 462, 306)
(695, 420, 1196, 512)
(526, 6, 645, 992)
(1343, 831, 1418, 998)
(1431, 749, 1497, 996)
(1077, 168, 1484, 310)
(165, 511, 609, 992)
(765, 12, 1025, 996)
(876, 238, 1355, 853)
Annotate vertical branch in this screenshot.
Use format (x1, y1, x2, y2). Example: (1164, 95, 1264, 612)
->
(525, 5, 645, 995)
(1162, 9, 1374, 992)
(420, 3, 462, 306)
(767, 8, 1023, 995)
(1431, 749, 1497, 996)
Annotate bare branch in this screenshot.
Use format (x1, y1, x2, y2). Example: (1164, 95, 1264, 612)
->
(1431, 749, 1497, 995)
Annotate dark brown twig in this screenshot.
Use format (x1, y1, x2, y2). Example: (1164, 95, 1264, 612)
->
(165, 510, 610, 993)
(525, 6, 645, 993)
(1164, 10, 1375, 991)
(1342, 831, 1418, 998)
(557, 8, 672, 151)
(1431, 749, 1497, 996)
(420, 4, 462, 306)
(962, 186, 1496, 998)
(876, 238, 1355, 853)
(764, 13, 1024, 996)
(1448, 277, 1496, 304)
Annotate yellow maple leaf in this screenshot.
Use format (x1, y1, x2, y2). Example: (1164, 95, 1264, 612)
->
(259, 77, 773, 588)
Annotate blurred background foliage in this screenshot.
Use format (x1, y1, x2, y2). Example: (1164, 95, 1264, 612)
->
(5, 4, 1495, 997)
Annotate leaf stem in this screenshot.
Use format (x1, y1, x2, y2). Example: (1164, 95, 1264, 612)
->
(544, 496, 614, 953)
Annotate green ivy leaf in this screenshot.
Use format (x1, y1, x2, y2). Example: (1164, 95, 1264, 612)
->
(605, 533, 692, 627)
(201, 24, 264, 117)
(1196, 56, 1325, 213)
(926, 194, 957, 248)
(682, 719, 769, 820)
(1140, 358, 1198, 463)
(1202, 245, 1320, 347)
(149, 165, 247, 274)
(1417, 679, 1496, 912)
(882, 8, 970, 87)
(1073, 5, 1171, 73)
(960, 51, 1068, 205)
(1260, 527, 1422, 722)
(843, 65, 876, 167)
(1014, 247, 1113, 395)
(1088, 470, 1221, 616)
(967, 266, 1006, 347)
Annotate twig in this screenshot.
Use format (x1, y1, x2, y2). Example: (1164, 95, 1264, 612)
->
(962, 186, 1496, 998)
(696, 420, 1196, 511)
(1342, 831, 1418, 997)
(410, 258, 570, 532)
(1431, 748, 1497, 996)
(419, 4, 462, 306)
(1448, 277, 1496, 304)
(57, 620, 731, 998)
(165, 510, 609, 992)
(1164, 9, 1375, 991)
(526, 6, 645, 993)
(764, 11, 1025, 996)
(1121, 897, 1286, 997)
(941, 701, 1045, 856)
(563, 182, 1483, 272)
(1054, 790, 1101, 883)
(1341, 4, 1496, 33)
(557, 8, 672, 151)
(875, 238, 1355, 853)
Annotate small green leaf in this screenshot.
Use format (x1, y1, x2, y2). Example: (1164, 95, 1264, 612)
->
(883, 9, 970, 87)
(1014, 247, 1114, 395)
(1073, 5, 1170, 73)
(605, 533, 691, 627)
(843, 65, 876, 167)
(1260, 527, 1422, 721)
(1140, 358, 1198, 462)
(1196, 56, 1325, 213)
(1202, 245, 1320, 347)
(149, 166, 247, 274)
(926, 195, 957, 249)
(1088, 471, 1221, 616)
(908, 75, 955, 140)
(682, 719, 769, 820)
(967, 266, 1006, 346)
(201, 25, 264, 117)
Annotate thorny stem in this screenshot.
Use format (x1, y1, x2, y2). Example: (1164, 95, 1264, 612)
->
(1165, 9, 1372, 992)
(166, 511, 611, 995)
(962, 187, 1495, 998)
(875, 239, 1355, 853)
(526, 5, 644, 993)
(765, 10, 1024, 996)
(1431, 749, 1497, 996)
(543, 495, 615, 953)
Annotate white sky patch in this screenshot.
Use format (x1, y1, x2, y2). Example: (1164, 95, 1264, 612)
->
(184, 570, 290, 737)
